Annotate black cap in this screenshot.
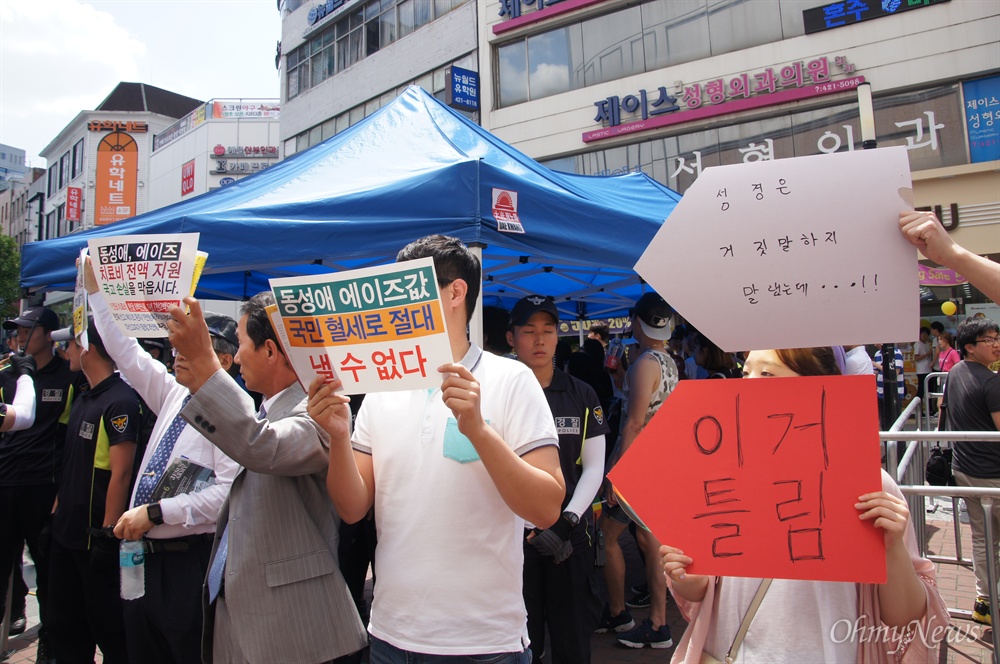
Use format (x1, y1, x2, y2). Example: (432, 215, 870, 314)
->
(3, 306, 59, 332)
(205, 313, 238, 348)
(510, 295, 559, 327)
(139, 338, 167, 351)
(633, 292, 673, 341)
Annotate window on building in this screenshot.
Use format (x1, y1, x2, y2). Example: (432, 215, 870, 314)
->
(47, 167, 57, 197)
(497, 0, 801, 107)
(45, 210, 56, 240)
(71, 139, 85, 179)
(56, 204, 65, 237)
(58, 151, 71, 189)
(286, 0, 470, 98)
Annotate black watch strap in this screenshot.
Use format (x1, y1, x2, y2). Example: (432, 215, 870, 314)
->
(147, 502, 164, 526)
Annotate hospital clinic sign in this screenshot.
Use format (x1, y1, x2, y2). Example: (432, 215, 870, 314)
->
(94, 131, 139, 226)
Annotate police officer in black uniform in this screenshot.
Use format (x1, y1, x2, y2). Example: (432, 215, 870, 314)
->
(508, 295, 609, 664)
(0, 307, 83, 663)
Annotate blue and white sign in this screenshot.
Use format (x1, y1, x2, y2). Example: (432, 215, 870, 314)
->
(446, 67, 479, 112)
(963, 76, 1000, 164)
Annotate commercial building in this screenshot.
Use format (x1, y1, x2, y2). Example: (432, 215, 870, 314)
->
(0, 144, 28, 183)
(478, 0, 999, 313)
(148, 99, 281, 209)
(279, 0, 478, 155)
(38, 82, 202, 239)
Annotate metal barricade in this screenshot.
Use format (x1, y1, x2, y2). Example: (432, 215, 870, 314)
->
(899, 485, 1000, 658)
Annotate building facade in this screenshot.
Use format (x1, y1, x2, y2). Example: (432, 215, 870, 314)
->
(478, 0, 999, 310)
(0, 144, 28, 183)
(38, 82, 203, 240)
(279, 0, 479, 156)
(148, 99, 282, 209)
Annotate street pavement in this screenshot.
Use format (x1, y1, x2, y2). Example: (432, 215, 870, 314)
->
(3, 515, 996, 663)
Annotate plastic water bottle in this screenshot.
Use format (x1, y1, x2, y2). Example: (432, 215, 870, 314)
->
(120, 540, 145, 600)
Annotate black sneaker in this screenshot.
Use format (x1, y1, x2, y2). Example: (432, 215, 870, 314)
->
(617, 618, 673, 649)
(973, 596, 991, 625)
(594, 606, 635, 633)
(8, 610, 26, 635)
(626, 590, 651, 608)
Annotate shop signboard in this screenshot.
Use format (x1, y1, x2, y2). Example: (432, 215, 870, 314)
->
(803, 0, 950, 35)
(963, 75, 1000, 163)
(446, 67, 479, 112)
(94, 132, 138, 226)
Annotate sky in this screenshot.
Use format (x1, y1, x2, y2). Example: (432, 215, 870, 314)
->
(0, 0, 282, 169)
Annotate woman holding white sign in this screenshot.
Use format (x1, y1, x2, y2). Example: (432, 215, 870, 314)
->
(661, 347, 948, 663)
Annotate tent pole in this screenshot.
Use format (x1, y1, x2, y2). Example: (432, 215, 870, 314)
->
(469, 244, 485, 348)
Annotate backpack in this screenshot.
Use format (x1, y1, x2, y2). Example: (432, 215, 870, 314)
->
(925, 444, 955, 486)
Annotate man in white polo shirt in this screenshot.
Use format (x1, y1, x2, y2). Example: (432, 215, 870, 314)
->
(309, 235, 564, 663)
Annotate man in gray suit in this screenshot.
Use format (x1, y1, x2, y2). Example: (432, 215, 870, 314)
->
(167, 292, 367, 664)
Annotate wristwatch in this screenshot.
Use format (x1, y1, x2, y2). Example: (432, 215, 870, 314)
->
(147, 502, 164, 526)
(562, 511, 580, 527)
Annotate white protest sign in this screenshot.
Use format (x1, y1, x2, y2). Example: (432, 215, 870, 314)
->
(89, 234, 201, 338)
(72, 248, 89, 351)
(636, 147, 917, 351)
(269, 257, 452, 393)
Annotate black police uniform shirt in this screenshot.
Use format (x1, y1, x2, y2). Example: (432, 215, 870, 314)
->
(0, 355, 83, 486)
(52, 372, 141, 550)
(526, 368, 610, 557)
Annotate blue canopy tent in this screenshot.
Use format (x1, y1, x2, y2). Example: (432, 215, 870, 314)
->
(21, 86, 680, 329)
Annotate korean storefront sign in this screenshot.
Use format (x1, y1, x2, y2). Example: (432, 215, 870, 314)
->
(212, 101, 280, 119)
(585, 56, 861, 143)
(803, 0, 950, 35)
(609, 376, 885, 583)
(88, 120, 148, 133)
(66, 186, 81, 222)
(94, 132, 138, 226)
(89, 233, 201, 337)
(963, 75, 1000, 163)
(446, 66, 479, 112)
(269, 258, 452, 394)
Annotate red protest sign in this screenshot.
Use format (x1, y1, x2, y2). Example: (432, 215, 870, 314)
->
(608, 375, 886, 584)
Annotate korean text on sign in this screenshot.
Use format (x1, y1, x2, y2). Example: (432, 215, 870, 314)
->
(608, 376, 885, 583)
(269, 257, 452, 394)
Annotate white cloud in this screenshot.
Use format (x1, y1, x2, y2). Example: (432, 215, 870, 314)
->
(0, 0, 146, 162)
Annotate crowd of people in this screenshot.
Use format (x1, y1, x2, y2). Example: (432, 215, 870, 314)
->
(0, 210, 994, 663)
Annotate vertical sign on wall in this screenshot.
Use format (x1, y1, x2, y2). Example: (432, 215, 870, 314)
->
(963, 75, 1000, 164)
(181, 159, 195, 196)
(66, 186, 82, 222)
(94, 131, 138, 226)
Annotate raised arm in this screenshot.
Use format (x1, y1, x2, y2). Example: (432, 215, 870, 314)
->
(308, 376, 375, 524)
(900, 211, 1000, 303)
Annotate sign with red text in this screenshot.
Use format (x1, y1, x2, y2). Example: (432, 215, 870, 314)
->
(608, 376, 886, 583)
(636, 147, 916, 351)
(94, 132, 138, 225)
(66, 187, 82, 222)
(89, 233, 201, 337)
(269, 258, 451, 393)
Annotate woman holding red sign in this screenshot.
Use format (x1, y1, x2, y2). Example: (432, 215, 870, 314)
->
(661, 347, 948, 663)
